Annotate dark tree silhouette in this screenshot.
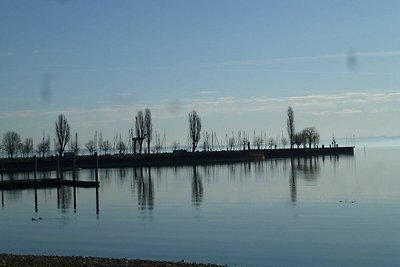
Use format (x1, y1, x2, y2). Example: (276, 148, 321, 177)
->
(99, 133, 112, 155)
(37, 135, 50, 157)
(69, 132, 79, 154)
(287, 106, 295, 148)
(55, 114, 71, 156)
(189, 110, 201, 152)
(144, 108, 152, 154)
(1, 131, 21, 158)
(302, 127, 319, 148)
(21, 138, 34, 157)
(135, 110, 145, 154)
(294, 132, 303, 148)
(85, 140, 95, 155)
(116, 139, 127, 154)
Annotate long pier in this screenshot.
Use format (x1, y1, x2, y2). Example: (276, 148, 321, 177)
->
(0, 146, 354, 172)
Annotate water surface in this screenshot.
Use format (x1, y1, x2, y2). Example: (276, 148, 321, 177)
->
(1, 148, 400, 267)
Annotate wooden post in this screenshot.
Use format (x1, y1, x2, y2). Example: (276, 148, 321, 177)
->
(95, 152, 99, 214)
(0, 159, 3, 182)
(95, 152, 99, 183)
(73, 186, 77, 211)
(96, 187, 99, 215)
(57, 155, 60, 180)
(34, 187, 38, 213)
(73, 153, 76, 181)
(34, 155, 37, 181)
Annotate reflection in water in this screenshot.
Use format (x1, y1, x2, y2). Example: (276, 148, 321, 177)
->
(290, 159, 296, 203)
(192, 166, 203, 207)
(294, 157, 320, 181)
(58, 186, 72, 213)
(135, 168, 154, 212)
(0, 155, 352, 214)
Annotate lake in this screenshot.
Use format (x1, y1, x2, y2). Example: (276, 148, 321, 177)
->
(1, 147, 400, 267)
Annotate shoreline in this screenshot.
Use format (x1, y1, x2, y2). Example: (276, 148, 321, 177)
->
(0, 253, 225, 267)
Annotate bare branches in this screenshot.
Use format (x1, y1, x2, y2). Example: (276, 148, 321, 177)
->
(55, 114, 70, 156)
(135, 110, 145, 154)
(287, 106, 295, 149)
(144, 108, 152, 154)
(189, 110, 201, 152)
(1, 131, 21, 158)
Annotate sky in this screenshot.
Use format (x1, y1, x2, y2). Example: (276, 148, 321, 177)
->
(2, 0, 400, 149)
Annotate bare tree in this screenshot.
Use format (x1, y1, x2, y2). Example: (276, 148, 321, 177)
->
(37, 135, 50, 157)
(98, 133, 104, 154)
(2, 131, 21, 158)
(68, 132, 79, 154)
(116, 140, 127, 154)
(55, 114, 71, 156)
(312, 131, 320, 147)
(281, 136, 288, 149)
(188, 110, 201, 152)
(228, 135, 236, 151)
(287, 106, 295, 149)
(21, 138, 34, 157)
(154, 131, 163, 153)
(144, 108, 153, 154)
(85, 140, 95, 155)
(172, 141, 180, 150)
(202, 131, 210, 151)
(135, 110, 145, 154)
(267, 137, 275, 149)
(302, 127, 319, 148)
(254, 136, 263, 149)
(240, 131, 249, 150)
(103, 140, 111, 154)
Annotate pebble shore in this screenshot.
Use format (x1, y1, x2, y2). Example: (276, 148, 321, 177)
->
(0, 254, 225, 267)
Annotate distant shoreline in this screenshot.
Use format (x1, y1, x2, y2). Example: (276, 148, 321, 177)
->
(0, 253, 224, 267)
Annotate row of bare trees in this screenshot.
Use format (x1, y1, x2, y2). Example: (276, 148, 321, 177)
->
(287, 106, 320, 148)
(1, 131, 50, 159)
(1, 106, 321, 158)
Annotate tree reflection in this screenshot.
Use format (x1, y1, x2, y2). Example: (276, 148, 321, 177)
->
(290, 158, 297, 203)
(136, 167, 154, 211)
(192, 165, 203, 207)
(295, 157, 320, 181)
(57, 186, 72, 213)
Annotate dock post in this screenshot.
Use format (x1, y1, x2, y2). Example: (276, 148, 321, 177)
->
(34, 187, 38, 213)
(95, 152, 99, 183)
(96, 187, 99, 215)
(73, 153, 76, 181)
(73, 186, 77, 211)
(57, 155, 60, 180)
(95, 152, 99, 214)
(34, 155, 37, 181)
(1, 159, 3, 182)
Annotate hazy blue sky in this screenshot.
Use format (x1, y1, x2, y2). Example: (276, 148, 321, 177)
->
(2, 0, 400, 148)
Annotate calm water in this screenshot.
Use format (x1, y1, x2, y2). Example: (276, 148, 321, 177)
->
(1, 148, 400, 266)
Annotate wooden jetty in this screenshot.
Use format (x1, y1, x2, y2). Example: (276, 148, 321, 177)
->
(0, 153, 100, 190)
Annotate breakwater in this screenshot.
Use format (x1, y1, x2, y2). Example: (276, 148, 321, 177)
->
(0, 146, 354, 172)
